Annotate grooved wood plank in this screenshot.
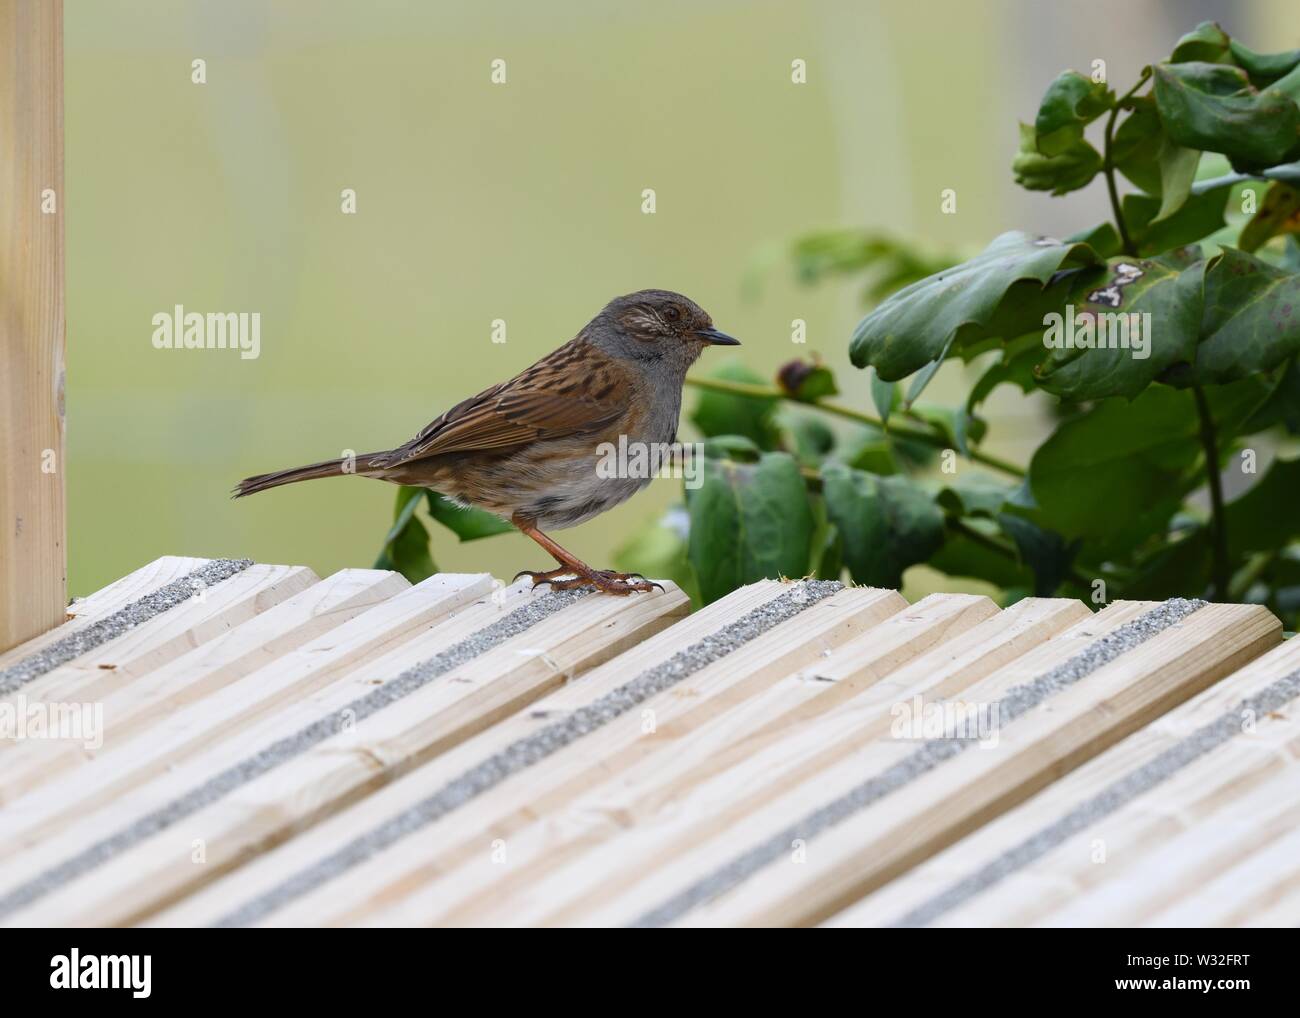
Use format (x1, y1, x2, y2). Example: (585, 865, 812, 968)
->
(309, 590, 992, 927)
(673, 602, 1279, 927)
(149, 580, 811, 926)
(0, 569, 409, 804)
(0, 556, 208, 671)
(0, 572, 494, 862)
(1, 563, 318, 713)
(828, 636, 1300, 928)
(395, 595, 1090, 928)
(2, 580, 688, 926)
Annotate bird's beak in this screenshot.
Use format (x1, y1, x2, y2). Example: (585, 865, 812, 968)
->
(698, 327, 741, 346)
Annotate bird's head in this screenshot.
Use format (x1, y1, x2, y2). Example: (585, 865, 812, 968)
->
(593, 289, 740, 367)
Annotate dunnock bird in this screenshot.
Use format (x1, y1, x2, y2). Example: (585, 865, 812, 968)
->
(234, 289, 739, 594)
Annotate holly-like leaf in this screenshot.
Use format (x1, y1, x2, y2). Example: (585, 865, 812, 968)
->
(1034, 71, 1115, 156)
(820, 462, 944, 588)
(426, 491, 513, 541)
(1035, 249, 1206, 401)
(849, 231, 1101, 381)
(686, 453, 814, 604)
(690, 362, 782, 449)
(373, 486, 436, 583)
(1012, 122, 1103, 195)
(1024, 380, 1269, 555)
(1193, 247, 1300, 383)
(1152, 62, 1300, 169)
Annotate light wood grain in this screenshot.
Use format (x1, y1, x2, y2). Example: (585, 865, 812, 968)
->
(3, 580, 688, 925)
(149, 580, 807, 926)
(677, 602, 1279, 926)
(0, 569, 408, 802)
(0, 0, 64, 653)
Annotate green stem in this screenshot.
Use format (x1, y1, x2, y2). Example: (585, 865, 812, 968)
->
(1102, 69, 1151, 257)
(684, 376, 1026, 478)
(1192, 382, 1231, 600)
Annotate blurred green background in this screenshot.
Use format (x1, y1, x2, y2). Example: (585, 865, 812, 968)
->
(65, 0, 1295, 597)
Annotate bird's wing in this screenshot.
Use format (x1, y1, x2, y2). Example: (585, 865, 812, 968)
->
(376, 342, 633, 466)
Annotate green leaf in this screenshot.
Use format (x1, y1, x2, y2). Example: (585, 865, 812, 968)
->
(1034, 70, 1115, 156)
(1024, 380, 1269, 555)
(870, 369, 899, 423)
(1152, 62, 1300, 169)
(930, 524, 1033, 591)
(1112, 97, 1166, 194)
(849, 231, 1101, 381)
(1228, 39, 1300, 87)
(1242, 357, 1300, 434)
(1221, 456, 1300, 558)
(1170, 22, 1231, 64)
(702, 434, 762, 462)
(820, 463, 944, 588)
(968, 335, 1042, 411)
(1035, 249, 1206, 401)
(690, 362, 782, 450)
(1154, 144, 1202, 222)
(1065, 221, 1122, 257)
(373, 486, 436, 583)
(936, 472, 1013, 518)
(1012, 122, 1103, 195)
(996, 513, 1076, 596)
(786, 415, 835, 466)
(1193, 247, 1300, 383)
(686, 453, 814, 604)
(1122, 186, 1229, 255)
(425, 491, 513, 541)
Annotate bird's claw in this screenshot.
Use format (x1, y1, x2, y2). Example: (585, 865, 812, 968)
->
(513, 567, 663, 596)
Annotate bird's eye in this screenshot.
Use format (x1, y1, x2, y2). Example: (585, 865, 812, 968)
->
(664, 306, 681, 322)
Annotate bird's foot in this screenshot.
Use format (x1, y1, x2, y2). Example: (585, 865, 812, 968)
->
(513, 566, 662, 596)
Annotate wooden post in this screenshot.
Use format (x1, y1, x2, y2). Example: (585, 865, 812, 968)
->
(0, 0, 65, 652)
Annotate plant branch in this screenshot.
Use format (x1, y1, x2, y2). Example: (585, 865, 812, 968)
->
(1102, 69, 1151, 257)
(684, 375, 1026, 478)
(1192, 382, 1231, 600)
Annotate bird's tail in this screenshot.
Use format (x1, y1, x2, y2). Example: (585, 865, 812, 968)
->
(233, 452, 387, 498)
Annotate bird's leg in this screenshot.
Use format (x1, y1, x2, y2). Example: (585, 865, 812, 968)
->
(512, 519, 661, 596)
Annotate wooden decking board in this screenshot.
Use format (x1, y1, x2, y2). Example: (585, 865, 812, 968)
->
(828, 638, 1300, 928)
(1, 557, 1291, 927)
(0, 580, 688, 925)
(0, 569, 411, 804)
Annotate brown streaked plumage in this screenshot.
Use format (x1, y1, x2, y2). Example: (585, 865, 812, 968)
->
(234, 289, 739, 594)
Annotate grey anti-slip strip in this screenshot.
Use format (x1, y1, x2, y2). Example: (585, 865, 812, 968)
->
(0, 558, 253, 697)
(213, 579, 845, 927)
(630, 597, 1207, 928)
(891, 666, 1300, 928)
(0, 585, 594, 920)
